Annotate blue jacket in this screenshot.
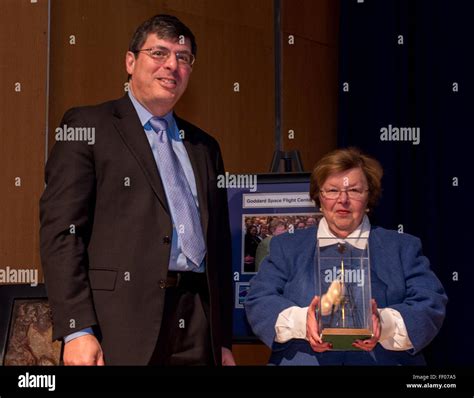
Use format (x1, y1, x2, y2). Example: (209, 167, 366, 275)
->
(244, 226, 447, 365)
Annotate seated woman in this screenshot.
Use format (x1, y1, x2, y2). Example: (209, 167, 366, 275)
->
(244, 147, 447, 365)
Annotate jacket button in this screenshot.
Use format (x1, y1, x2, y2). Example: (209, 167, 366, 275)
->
(159, 280, 166, 289)
(163, 236, 171, 244)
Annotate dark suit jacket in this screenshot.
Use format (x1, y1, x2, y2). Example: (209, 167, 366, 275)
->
(245, 225, 447, 365)
(40, 95, 232, 365)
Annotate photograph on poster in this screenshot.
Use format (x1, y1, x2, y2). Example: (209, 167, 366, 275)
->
(228, 174, 319, 340)
(242, 212, 323, 274)
(235, 282, 250, 309)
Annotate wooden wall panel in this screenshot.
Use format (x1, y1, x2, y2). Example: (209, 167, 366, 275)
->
(231, 342, 271, 365)
(49, 0, 275, 174)
(48, 0, 166, 151)
(0, 0, 48, 284)
(282, 0, 339, 45)
(174, 8, 274, 174)
(281, 0, 339, 171)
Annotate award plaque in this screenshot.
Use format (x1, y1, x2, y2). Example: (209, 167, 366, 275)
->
(317, 237, 372, 350)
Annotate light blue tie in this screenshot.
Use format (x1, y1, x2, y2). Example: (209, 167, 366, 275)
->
(149, 117, 206, 267)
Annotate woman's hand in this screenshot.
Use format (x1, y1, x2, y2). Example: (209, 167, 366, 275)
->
(352, 299, 381, 351)
(306, 296, 333, 352)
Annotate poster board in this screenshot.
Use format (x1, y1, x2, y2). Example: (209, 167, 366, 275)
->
(227, 173, 322, 340)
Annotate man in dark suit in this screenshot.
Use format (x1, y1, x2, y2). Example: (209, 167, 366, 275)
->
(40, 14, 235, 366)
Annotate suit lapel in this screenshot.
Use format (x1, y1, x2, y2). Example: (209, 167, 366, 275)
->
(111, 95, 169, 213)
(175, 115, 210, 241)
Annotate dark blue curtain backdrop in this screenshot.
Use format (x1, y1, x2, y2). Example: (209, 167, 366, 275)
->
(338, 0, 472, 365)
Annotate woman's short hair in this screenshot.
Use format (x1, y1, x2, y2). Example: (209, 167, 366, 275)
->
(310, 147, 383, 209)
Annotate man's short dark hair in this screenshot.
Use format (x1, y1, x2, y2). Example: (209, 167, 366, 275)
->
(129, 14, 197, 57)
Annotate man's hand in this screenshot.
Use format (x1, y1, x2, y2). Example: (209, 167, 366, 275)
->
(221, 347, 236, 366)
(63, 334, 105, 366)
(306, 295, 332, 352)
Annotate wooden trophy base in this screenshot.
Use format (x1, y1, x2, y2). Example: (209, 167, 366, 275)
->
(321, 328, 372, 351)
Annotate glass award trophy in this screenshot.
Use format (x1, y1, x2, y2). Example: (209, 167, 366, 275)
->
(317, 237, 372, 350)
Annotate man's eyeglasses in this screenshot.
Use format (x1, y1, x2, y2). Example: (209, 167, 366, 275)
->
(320, 188, 369, 200)
(134, 46, 195, 67)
